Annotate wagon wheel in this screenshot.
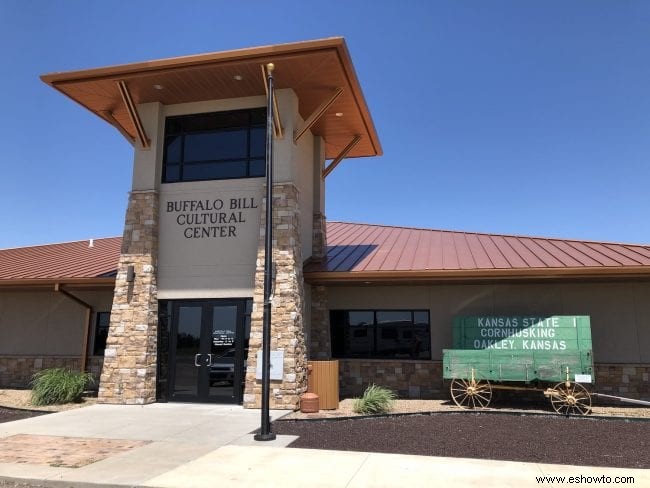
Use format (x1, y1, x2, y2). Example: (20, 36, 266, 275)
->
(549, 382, 592, 416)
(450, 378, 492, 409)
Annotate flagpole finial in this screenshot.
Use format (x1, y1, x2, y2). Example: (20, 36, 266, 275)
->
(266, 62, 275, 73)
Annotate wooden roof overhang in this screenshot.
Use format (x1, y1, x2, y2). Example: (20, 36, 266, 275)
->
(41, 37, 382, 163)
(304, 267, 650, 285)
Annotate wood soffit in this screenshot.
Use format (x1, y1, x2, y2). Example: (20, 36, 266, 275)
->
(40, 37, 382, 159)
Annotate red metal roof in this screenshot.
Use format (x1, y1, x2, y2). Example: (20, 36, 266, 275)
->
(305, 222, 650, 280)
(1, 223, 649, 285)
(0, 237, 121, 282)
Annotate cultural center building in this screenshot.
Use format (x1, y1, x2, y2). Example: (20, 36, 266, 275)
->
(0, 38, 648, 408)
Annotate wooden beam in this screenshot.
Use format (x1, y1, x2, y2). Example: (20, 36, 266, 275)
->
(80, 307, 91, 373)
(116, 80, 150, 148)
(55, 284, 93, 373)
(261, 64, 284, 139)
(322, 135, 362, 178)
(294, 87, 343, 143)
(100, 110, 135, 145)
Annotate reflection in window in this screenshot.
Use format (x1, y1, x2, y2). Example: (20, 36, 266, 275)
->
(163, 108, 266, 183)
(93, 312, 111, 356)
(330, 310, 431, 360)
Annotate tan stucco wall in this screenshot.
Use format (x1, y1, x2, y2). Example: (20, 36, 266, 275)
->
(326, 281, 650, 364)
(139, 91, 320, 299)
(131, 102, 165, 191)
(312, 136, 326, 216)
(0, 290, 113, 356)
(158, 178, 264, 298)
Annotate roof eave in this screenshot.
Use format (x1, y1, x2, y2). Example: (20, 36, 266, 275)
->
(304, 267, 650, 284)
(40, 38, 347, 85)
(0, 277, 116, 289)
(40, 37, 381, 158)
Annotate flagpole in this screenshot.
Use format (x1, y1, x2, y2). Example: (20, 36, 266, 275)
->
(254, 62, 277, 442)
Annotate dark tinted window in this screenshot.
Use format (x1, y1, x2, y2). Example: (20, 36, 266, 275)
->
(249, 159, 265, 177)
(330, 310, 431, 360)
(164, 136, 182, 163)
(93, 312, 111, 356)
(183, 130, 248, 161)
(163, 108, 266, 183)
(183, 161, 247, 180)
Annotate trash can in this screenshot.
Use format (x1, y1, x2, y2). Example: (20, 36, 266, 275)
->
(307, 360, 339, 409)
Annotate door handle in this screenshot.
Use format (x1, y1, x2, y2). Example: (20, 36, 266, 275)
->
(206, 354, 213, 366)
(194, 354, 202, 367)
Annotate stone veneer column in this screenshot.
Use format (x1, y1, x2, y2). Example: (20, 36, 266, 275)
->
(311, 212, 327, 261)
(309, 285, 330, 359)
(243, 183, 307, 409)
(309, 212, 331, 359)
(98, 190, 159, 405)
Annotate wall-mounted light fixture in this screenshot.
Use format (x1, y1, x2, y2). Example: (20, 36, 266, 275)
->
(126, 265, 135, 283)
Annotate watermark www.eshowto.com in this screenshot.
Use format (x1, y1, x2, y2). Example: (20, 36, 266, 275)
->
(536, 474, 635, 484)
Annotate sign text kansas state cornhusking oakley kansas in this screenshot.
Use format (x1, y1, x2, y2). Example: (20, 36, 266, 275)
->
(457, 316, 589, 351)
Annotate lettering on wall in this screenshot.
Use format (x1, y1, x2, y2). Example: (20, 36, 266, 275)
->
(165, 197, 258, 239)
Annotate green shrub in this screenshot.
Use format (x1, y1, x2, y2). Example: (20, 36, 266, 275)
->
(352, 384, 397, 415)
(30, 368, 94, 406)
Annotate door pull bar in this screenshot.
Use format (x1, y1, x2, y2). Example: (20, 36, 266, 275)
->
(194, 354, 202, 367)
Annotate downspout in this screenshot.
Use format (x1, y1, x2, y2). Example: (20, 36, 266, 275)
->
(54, 283, 92, 373)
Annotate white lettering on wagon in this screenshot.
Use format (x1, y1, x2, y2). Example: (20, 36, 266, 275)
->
(473, 316, 566, 350)
(473, 339, 516, 349)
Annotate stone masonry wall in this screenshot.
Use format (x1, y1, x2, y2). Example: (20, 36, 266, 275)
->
(595, 364, 650, 399)
(338, 360, 650, 401)
(339, 359, 445, 399)
(243, 183, 308, 410)
(0, 356, 104, 388)
(308, 212, 330, 360)
(309, 285, 330, 359)
(311, 212, 327, 261)
(98, 190, 159, 405)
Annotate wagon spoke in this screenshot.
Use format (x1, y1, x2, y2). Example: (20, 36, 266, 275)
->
(574, 402, 589, 416)
(456, 392, 469, 405)
(550, 382, 591, 416)
(450, 378, 492, 409)
(474, 394, 490, 407)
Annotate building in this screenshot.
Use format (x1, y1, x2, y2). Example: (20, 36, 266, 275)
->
(1, 38, 649, 408)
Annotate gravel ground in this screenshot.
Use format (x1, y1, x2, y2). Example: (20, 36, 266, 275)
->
(285, 397, 650, 420)
(0, 407, 47, 424)
(273, 412, 650, 469)
(0, 389, 96, 412)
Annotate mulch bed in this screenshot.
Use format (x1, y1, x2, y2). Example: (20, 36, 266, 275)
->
(273, 412, 650, 469)
(0, 407, 47, 424)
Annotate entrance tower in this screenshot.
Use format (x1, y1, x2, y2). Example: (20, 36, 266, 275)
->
(40, 38, 382, 408)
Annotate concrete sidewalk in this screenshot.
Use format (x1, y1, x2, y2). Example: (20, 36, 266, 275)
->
(0, 403, 294, 486)
(144, 446, 650, 488)
(0, 404, 648, 488)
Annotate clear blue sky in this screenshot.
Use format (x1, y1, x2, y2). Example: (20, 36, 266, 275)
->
(1, 1, 648, 249)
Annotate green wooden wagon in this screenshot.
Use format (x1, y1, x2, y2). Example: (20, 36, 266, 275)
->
(443, 316, 594, 415)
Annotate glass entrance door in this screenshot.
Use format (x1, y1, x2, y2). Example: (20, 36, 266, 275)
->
(167, 299, 250, 403)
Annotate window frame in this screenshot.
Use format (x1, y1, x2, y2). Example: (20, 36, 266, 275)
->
(162, 107, 267, 184)
(330, 309, 431, 360)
